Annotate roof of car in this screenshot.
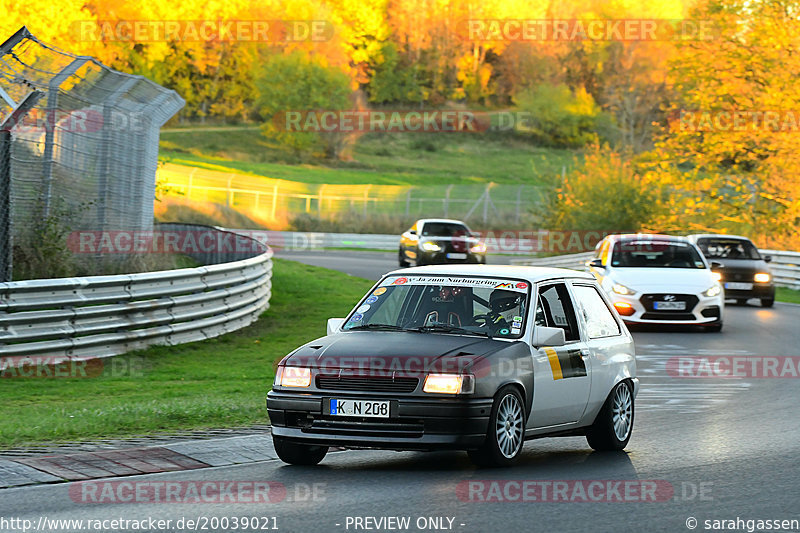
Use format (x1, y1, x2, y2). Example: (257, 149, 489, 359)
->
(687, 233, 753, 242)
(606, 233, 688, 242)
(416, 218, 468, 226)
(386, 264, 594, 283)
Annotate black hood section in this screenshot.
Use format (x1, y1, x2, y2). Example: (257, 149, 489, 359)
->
(285, 331, 514, 373)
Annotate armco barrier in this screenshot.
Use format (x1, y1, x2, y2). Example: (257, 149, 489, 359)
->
(0, 224, 272, 360)
(511, 250, 800, 290)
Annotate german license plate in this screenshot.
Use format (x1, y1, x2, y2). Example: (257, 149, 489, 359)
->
(725, 282, 753, 290)
(654, 301, 686, 310)
(446, 253, 467, 259)
(330, 399, 390, 418)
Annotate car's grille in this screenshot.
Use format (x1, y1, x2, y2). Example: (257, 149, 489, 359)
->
(718, 267, 754, 282)
(316, 376, 419, 393)
(640, 293, 699, 313)
(308, 418, 424, 438)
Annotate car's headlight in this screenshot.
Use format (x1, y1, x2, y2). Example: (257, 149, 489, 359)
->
(420, 241, 441, 252)
(703, 285, 722, 297)
(470, 242, 487, 254)
(423, 374, 475, 394)
(612, 283, 637, 295)
(276, 366, 311, 388)
(712, 271, 723, 282)
(754, 272, 771, 283)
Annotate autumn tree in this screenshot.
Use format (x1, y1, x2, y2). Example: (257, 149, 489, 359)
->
(255, 52, 352, 159)
(651, 0, 800, 248)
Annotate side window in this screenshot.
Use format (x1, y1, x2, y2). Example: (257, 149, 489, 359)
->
(536, 283, 580, 342)
(571, 285, 621, 339)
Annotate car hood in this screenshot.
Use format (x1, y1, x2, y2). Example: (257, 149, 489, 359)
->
(283, 331, 511, 374)
(609, 267, 717, 293)
(710, 258, 769, 272)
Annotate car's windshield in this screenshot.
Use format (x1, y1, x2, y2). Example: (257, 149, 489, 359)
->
(342, 275, 530, 339)
(611, 241, 706, 269)
(420, 222, 470, 237)
(696, 238, 761, 260)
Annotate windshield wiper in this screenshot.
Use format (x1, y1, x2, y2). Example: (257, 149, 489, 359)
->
(408, 324, 490, 338)
(345, 323, 407, 331)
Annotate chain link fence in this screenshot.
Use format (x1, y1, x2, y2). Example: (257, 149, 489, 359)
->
(0, 27, 184, 281)
(157, 162, 547, 231)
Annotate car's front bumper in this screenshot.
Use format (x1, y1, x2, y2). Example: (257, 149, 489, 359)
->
(417, 250, 485, 265)
(721, 282, 775, 301)
(267, 391, 492, 449)
(608, 292, 724, 325)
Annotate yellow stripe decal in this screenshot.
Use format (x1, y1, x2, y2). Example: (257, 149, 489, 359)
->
(544, 347, 563, 380)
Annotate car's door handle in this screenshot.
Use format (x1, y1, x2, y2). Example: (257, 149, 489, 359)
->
(580, 349, 592, 358)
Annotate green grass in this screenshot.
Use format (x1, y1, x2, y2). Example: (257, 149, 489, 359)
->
(159, 128, 576, 186)
(776, 287, 800, 304)
(0, 259, 373, 448)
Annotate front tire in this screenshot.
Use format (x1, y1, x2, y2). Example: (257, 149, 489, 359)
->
(398, 248, 410, 267)
(761, 298, 774, 308)
(468, 385, 525, 467)
(586, 381, 634, 451)
(273, 435, 328, 465)
(704, 321, 723, 332)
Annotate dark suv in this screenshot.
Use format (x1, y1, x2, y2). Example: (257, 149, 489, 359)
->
(689, 234, 775, 307)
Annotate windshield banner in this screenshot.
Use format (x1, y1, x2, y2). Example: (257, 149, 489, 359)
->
(379, 275, 529, 293)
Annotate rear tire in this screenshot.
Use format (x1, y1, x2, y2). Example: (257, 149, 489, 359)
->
(273, 435, 328, 465)
(398, 248, 410, 267)
(736, 298, 748, 306)
(761, 298, 774, 308)
(468, 385, 525, 467)
(586, 381, 634, 451)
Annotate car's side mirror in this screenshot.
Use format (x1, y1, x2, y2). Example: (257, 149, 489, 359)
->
(532, 326, 566, 347)
(764, 255, 773, 263)
(409, 230, 416, 236)
(327, 318, 345, 335)
(588, 258, 605, 269)
(710, 261, 723, 269)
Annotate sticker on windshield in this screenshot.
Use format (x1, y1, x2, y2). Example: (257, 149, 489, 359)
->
(511, 327, 521, 334)
(380, 276, 529, 293)
(356, 305, 370, 313)
(373, 288, 387, 296)
(365, 296, 379, 304)
(351, 313, 364, 322)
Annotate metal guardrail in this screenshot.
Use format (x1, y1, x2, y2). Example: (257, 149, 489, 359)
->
(761, 250, 800, 290)
(0, 225, 272, 361)
(511, 250, 800, 290)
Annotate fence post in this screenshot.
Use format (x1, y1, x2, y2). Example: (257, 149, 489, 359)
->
(0, 89, 43, 282)
(0, 128, 12, 282)
(40, 58, 88, 218)
(363, 185, 372, 216)
(271, 184, 279, 221)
